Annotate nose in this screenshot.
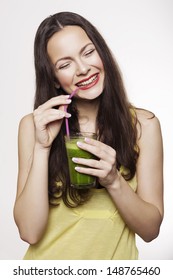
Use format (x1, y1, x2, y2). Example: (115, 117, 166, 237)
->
(76, 59, 90, 76)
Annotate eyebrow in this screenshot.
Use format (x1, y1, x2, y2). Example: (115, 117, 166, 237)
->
(54, 42, 94, 66)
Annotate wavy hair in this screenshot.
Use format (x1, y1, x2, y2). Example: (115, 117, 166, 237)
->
(33, 12, 139, 207)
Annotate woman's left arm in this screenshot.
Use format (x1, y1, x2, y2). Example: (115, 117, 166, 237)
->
(74, 112, 164, 242)
(105, 113, 164, 242)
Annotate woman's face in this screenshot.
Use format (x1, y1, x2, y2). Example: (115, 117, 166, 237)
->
(47, 25, 105, 100)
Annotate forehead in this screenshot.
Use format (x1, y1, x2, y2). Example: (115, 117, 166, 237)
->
(47, 25, 92, 58)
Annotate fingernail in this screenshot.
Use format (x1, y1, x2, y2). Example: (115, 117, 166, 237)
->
(65, 113, 71, 118)
(75, 166, 81, 171)
(72, 157, 78, 162)
(66, 99, 71, 103)
(77, 141, 83, 147)
(84, 137, 90, 143)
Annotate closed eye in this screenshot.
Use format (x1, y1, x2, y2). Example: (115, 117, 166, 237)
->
(84, 48, 95, 57)
(58, 62, 71, 70)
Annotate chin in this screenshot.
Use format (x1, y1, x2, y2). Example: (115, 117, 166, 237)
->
(79, 87, 103, 100)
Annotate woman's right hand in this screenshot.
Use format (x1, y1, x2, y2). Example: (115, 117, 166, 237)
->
(33, 95, 71, 149)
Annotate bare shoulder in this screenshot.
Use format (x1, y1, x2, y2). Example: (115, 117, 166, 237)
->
(19, 113, 34, 132)
(18, 113, 35, 152)
(135, 108, 162, 142)
(135, 108, 161, 130)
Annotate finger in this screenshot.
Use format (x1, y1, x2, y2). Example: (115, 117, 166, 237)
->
(84, 137, 114, 154)
(34, 109, 71, 127)
(85, 138, 115, 157)
(77, 140, 116, 163)
(72, 157, 112, 171)
(72, 157, 100, 169)
(74, 165, 108, 179)
(36, 96, 71, 111)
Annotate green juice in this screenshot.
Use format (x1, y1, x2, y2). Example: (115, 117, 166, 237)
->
(65, 136, 96, 189)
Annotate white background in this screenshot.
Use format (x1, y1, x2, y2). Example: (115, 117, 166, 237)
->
(0, 0, 172, 260)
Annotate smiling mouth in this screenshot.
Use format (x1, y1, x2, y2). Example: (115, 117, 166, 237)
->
(76, 74, 98, 87)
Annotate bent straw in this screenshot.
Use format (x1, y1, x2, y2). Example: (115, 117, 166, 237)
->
(69, 87, 79, 99)
(64, 88, 79, 137)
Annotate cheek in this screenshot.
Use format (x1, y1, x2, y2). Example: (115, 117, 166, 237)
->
(98, 59, 104, 71)
(55, 70, 74, 87)
(91, 55, 104, 71)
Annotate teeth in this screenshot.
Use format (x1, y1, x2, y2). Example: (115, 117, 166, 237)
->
(77, 75, 97, 87)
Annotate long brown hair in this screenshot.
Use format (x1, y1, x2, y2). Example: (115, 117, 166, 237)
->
(34, 12, 139, 207)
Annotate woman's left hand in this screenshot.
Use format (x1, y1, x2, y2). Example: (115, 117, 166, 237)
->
(72, 137, 119, 188)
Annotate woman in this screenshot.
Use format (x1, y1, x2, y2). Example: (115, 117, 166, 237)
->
(13, 12, 164, 259)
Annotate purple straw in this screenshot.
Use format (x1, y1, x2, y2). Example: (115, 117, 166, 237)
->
(65, 115, 70, 137)
(64, 88, 79, 137)
(69, 87, 79, 99)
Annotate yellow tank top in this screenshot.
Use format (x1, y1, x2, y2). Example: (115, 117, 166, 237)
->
(23, 172, 138, 260)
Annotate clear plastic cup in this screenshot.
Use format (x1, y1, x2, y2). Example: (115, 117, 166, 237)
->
(65, 132, 97, 189)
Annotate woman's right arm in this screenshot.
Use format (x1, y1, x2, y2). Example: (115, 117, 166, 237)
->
(14, 114, 51, 244)
(13, 96, 71, 244)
